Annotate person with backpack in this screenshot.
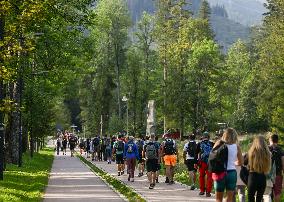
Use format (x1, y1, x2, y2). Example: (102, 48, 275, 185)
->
(92, 136, 100, 161)
(247, 135, 271, 202)
(136, 135, 145, 177)
(196, 131, 214, 197)
(210, 128, 243, 202)
(85, 138, 91, 158)
(56, 137, 62, 155)
(105, 137, 112, 164)
(161, 136, 178, 185)
(112, 134, 125, 176)
(183, 133, 198, 190)
(143, 134, 160, 189)
(268, 133, 284, 202)
(69, 135, 77, 157)
(155, 135, 161, 183)
(124, 136, 139, 182)
(62, 136, 68, 155)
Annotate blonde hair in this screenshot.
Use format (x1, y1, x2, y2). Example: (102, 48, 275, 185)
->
(221, 128, 238, 144)
(248, 135, 271, 174)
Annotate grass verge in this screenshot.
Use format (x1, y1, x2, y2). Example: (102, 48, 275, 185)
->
(78, 155, 146, 202)
(0, 147, 54, 202)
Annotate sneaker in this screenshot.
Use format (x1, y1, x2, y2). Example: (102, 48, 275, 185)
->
(168, 181, 174, 185)
(156, 178, 159, 183)
(130, 178, 134, 182)
(118, 172, 121, 176)
(128, 176, 130, 181)
(138, 173, 142, 177)
(206, 193, 211, 197)
(190, 185, 196, 190)
(165, 177, 169, 183)
(199, 192, 205, 196)
(149, 184, 154, 189)
(121, 171, 125, 175)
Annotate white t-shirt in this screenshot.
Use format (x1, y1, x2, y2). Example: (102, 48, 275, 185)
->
(183, 141, 196, 160)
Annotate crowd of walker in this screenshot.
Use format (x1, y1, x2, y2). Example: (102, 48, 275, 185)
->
(54, 129, 284, 202)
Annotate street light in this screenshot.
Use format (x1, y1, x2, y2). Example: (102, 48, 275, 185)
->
(122, 96, 129, 136)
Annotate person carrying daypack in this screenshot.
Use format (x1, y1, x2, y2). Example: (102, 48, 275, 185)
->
(162, 136, 178, 185)
(112, 135, 125, 176)
(69, 135, 77, 157)
(105, 137, 112, 164)
(62, 137, 68, 155)
(56, 137, 61, 155)
(268, 133, 284, 202)
(124, 136, 139, 182)
(92, 136, 100, 161)
(143, 134, 160, 189)
(196, 131, 214, 197)
(136, 135, 145, 177)
(210, 128, 243, 202)
(183, 134, 198, 190)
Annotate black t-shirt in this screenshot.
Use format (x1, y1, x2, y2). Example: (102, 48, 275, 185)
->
(269, 145, 284, 176)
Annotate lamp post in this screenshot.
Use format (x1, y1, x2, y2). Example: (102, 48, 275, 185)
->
(122, 96, 129, 136)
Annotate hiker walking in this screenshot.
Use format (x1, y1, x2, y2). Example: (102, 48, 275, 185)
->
(69, 134, 78, 157)
(161, 136, 178, 185)
(211, 128, 243, 202)
(124, 136, 139, 182)
(105, 137, 112, 164)
(113, 134, 125, 176)
(183, 133, 198, 190)
(62, 136, 68, 155)
(136, 135, 145, 177)
(56, 137, 61, 155)
(143, 134, 160, 189)
(268, 133, 284, 202)
(196, 131, 214, 197)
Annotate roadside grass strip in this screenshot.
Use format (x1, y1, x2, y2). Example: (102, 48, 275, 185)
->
(0, 148, 54, 202)
(78, 155, 146, 202)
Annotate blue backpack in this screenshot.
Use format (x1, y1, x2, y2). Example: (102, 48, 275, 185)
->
(200, 140, 213, 163)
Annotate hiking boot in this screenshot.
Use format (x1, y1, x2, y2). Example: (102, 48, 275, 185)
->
(118, 172, 121, 176)
(199, 192, 205, 196)
(138, 173, 143, 177)
(165, 177, 169, 183)
(190, 185, 196, 190)
(206, 193, 211, 197)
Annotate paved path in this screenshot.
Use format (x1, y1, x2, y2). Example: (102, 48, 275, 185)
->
(43, 151, 125, 202)
(83, 156, 215, 202)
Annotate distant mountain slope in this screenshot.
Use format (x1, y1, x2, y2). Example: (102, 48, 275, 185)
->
(209, 0, 266, 26)
(126, 0, 251, 51)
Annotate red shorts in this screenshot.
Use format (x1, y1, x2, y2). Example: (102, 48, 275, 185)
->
(273, 175, 283, 196)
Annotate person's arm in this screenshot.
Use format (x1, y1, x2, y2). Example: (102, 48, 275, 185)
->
(236, 145, 243, 166)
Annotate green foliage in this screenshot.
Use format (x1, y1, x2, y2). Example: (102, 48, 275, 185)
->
(0, 148, 54, 202)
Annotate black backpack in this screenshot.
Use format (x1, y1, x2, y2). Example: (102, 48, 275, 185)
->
(269, 146, 283, 176)
(208, 141, 228, 173)
(164, 139, 175, 155)
(137, 140, 144, 153)
(93, 137, 100, 147)
(116, 140, 124, 152)
(187, 141, 197, 158)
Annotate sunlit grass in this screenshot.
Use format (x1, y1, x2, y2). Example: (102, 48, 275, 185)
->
(0, 148, 54, 202)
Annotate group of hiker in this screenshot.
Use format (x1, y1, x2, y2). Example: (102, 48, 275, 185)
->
(109, 129, 283, 202)
(55, 128, 284, 202)
(55, 131, 78, 157)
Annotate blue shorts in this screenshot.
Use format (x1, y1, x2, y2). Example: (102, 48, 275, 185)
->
(214, 170, 237, 192)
